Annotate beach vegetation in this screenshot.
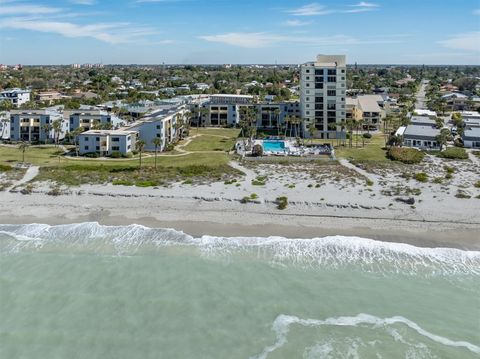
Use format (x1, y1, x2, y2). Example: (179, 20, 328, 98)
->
(366, 179, 374, 186)
(445, 173, 453, 180)
(0, 164, 12, 172)
(387, 147, 424, 164)
(112, 179, 134, 186)
(414, 172, 428, 182)
(438, 148, 468, 160)
(276, 196, 288, 210)
(432, 177, 443, 184)
(455, 190, 471, 199)
(444, 165, 455, 174)
(474, 181, 480, 188)
(252, 175, 267, 186)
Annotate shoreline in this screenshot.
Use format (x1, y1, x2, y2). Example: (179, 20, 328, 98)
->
(1, 196, 479, 250)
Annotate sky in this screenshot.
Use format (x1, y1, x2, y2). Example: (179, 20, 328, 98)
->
(0, 0, 479, 65)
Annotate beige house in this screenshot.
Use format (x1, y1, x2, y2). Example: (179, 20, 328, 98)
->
(346, 95, 386, 130)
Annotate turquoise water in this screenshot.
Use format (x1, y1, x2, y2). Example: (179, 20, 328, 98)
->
(1, 223, 479, 358)
(263, 140, 286, 153)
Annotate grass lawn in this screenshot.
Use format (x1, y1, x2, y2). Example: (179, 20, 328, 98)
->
(335, 134, 389, 163)
(193, 127, 240, 138)
(0, 145, 66, 166)
(184, 135, 236, 152)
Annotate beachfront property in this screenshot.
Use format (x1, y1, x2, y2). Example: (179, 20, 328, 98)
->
(127, 104, 186, 151)
(9, 109, 62, 142)
(397, 124, 441, 150)
(68, 110, 112, 132)
(442, 92, 480, 111)
(200, 94, 254, 126)
(300, 55, 347, 139)
(457, 111, 480, 128)
(78, 129, 138, 156)
(0, 88, 31, 108)
(462, 127, 480, 148)
(346, 95, 386, 131)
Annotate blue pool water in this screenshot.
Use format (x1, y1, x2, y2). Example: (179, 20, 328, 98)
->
(262, 140, 286, 153)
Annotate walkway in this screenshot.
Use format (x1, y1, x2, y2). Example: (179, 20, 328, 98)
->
(7, 165, 39, 191)
(467, 150, 480, 167)
(338, 158, 376, 184)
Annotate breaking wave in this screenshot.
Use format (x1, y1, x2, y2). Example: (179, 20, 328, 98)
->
(0, 222, 479, 276)
(250, 313, 480, 358)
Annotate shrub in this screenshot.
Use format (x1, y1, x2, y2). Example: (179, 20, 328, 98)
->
(366, 179, 374, 186)
(122, 153, 133, 158)
(276, 196, 288, 210)
(474, 181, 480, 188)
(444, 166, 455, 174)
(362, 133, 372, 139)
(0, 164, 12, 172)
(387, 147, 424, 164)
(110, 151, 122, 158)
(251, 175, 267, 186)
(84, 152, 99, 158)
(47, 186, 62, 196)
(252, 144, 264, 157)
(445, 173, 453, 180)
(455, 190, 471, 199)
(432, 177, 443, 184)
(250, 193, 258, 199)
(438, 147, 468, 160)
(414, 172, 428, 182)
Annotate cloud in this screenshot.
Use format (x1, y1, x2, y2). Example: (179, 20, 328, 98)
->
(283, 19, 312, 27)
(199, 32, 404, 48)
(70, 0, 96, 4)
(344, 1, 379, 13)
(438, 31, 480, 52)
(0, 4, 61, 15)
(0, 17, 157, 44)
(351, 2, 378, 7)
(287, 3, 331, 16)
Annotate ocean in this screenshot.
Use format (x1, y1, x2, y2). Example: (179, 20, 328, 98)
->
(0, 222, 479, 358)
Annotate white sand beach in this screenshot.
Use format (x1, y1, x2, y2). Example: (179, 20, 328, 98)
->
(1, 156, 479, 250)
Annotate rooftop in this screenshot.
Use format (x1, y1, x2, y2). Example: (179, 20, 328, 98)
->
(80, 129, 137, 136)
(404, 125, 440, 138)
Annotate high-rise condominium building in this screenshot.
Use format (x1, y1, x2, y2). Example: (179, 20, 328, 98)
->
(300, 55, 346, 139)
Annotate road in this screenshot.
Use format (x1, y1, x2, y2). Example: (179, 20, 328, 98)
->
(414, 79, 429, 110)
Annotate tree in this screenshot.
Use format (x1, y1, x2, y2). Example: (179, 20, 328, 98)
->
(274, 108, 281, 136)
(435, 128, 450, 151)
(0, 100, 13, 139)
(152, 138, 162, 169)
(42, 123, 51, 145)
(19, 141, 29, 163)
(71, 127, 83, 156)
(52, 119, 63, 147)
(136, 140, 146, 169)
(308, 122, 317, 144)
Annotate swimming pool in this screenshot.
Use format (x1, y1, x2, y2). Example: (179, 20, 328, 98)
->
(262, 140, 286, 153)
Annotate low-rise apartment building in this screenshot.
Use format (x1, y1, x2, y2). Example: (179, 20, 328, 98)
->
(128, 105, 185, 151)
(78, 130, 137, 156)
(400, 125, 441, 150)
(9, 109, 60, 142)
(0, 88, 31, 108)
(68, 110, 112, 132)
(346, 95, 385, 130)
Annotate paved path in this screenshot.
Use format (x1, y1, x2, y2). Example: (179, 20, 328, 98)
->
(7, 166, 39, 191)
(338, 158, 376, 184)
(467, 150, 480, 167)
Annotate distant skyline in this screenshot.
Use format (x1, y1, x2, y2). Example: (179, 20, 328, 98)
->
(0, 0, 479, 65)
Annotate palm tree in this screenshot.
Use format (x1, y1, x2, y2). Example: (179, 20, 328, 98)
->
(136, 140, 146, 169)
(284, 115, 291, 138)
(71, 127, 83, 157)
(52, 119, 62, 147)
(1, 116, 9, 139)
(19, 141, 29, 163)
(273, 108, 281, 136)
(152, 138, 162, 169)
(308, 122, 317, 144)
(42, 123, 51, 145)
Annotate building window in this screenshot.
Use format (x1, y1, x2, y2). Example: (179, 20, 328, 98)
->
(84, 146, 89, 150)
(95, 137, 100, 141)
(112, 146, 120, 151)
(96, 146, 100, 151)
(327, 90, 336, 96)
(306, 69, 310, 73)
(315, 83, 323, 89)
(327, 76, 336, 82)
(327, 69, 336, 75)
(112, 137, 119, 142)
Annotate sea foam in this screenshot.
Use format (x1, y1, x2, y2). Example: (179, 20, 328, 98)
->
(0, 222, 479, 276)
(251, 313, 480, 359)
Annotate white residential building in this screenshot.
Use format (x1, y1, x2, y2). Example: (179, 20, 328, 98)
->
(78, 130, 137, 156)
(300, 55, 347, 138)
(0, 88, 31, 108)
